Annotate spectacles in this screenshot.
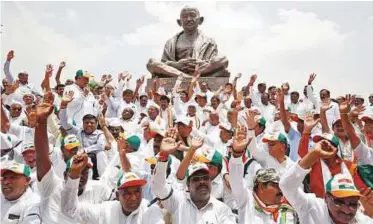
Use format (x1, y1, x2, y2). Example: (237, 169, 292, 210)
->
(328, 195, 359, 210)
(1, 175, 23, 181)
(190, 175, 210, 182)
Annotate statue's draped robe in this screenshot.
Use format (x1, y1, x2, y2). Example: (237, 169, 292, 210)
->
(161, 30, 218, 63)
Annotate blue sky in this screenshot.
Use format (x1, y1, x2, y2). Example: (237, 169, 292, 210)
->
(1, 1, 372, 99)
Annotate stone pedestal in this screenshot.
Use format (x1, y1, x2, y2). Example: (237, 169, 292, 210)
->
(147, 76, 230, 92)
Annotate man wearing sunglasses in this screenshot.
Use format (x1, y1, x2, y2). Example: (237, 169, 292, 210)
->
(151, 128, 236, 224)
(280, 140, 372, 223)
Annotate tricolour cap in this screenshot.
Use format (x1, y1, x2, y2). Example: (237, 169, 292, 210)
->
(262, 132, 288, 145)
(117, 172, 147, 189)
(312, 133, 340, 148)
(21, 142, 35, 154)
(186, 162, 209, 179)
(62, 134, 80, 150)
(1, 161, 31, 177)
(194, 147, 223, 167)
(325, 173, 361, 198)
(76, 69, 94, 78)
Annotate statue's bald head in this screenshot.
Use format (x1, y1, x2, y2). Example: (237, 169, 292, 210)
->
(178, 6, 204, 32)
(180, 6, 200, 18)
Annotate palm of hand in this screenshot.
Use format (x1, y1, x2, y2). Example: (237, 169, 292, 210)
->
(191, 137, 204, 149)
(233, 135, 248, 153)
(160, 137, 178, 153)
(36, 103, 53, 119)
(339, 102, 350, 113)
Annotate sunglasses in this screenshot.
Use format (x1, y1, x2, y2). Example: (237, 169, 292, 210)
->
(11, 107, 22, 111)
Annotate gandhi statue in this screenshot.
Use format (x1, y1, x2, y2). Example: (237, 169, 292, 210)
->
(147, 6, 229, 78)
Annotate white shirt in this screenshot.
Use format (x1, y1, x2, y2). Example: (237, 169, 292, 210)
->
(1, 188, 39, 224)
(229, 156, 297, 224)
(152, 162, 236, 224)
(61, 177, 164, 224)
(279, 163, 372, 224)
(258, 104, 276, 123)
(63, 84, 99, 127)
(37, 167, 113, 224)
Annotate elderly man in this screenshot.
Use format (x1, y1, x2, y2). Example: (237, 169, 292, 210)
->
(280, 140, 373, 223)
(151, 128, 236, 223)
(147, 6, 228, 78)
(61, 153, 163, 224)
(1, 161, 39, 223)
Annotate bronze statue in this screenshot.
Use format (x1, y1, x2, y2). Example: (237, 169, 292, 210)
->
(147, 6, 229, 78)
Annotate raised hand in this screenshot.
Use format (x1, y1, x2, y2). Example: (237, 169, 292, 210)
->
(45, 64, 53, 78)
(339, 94, 355, 114)
(190, 135, 204, 150)
(232, 125, 251, 153)
(7, 50, 14, 61)
(160, 128, 182, 155)
(249, 74, 257, 85)
(69, 154, 91, 179)
(313, 140, 337, 159)
(350, 105, 366, 117)
(244, 110, 257, 130)
(36, 92, 54, 122)
(320, 100, 332, 114)
(61, 91, 74, 107)
(303, 112, 320, 134)
(191, 65, 201, 82)
(59, 61, 66, 69)
(308, 73, 317, 85)
(360, 188, 373, 217)
(276, 88, 285, 103)
(98, 113, 106, 127)
(116, 136, 128, 155)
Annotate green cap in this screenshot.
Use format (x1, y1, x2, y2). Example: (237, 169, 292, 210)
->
(126, 135, 141, 151)
(194, 147, 223, 167)
(262, 132, 288, 145)
(312, 133, 340, 148)
(76, 69, 94, 78)
(1, 161, 31, 177)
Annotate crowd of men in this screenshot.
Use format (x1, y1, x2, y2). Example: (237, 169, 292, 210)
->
(1, 50, 373, 224)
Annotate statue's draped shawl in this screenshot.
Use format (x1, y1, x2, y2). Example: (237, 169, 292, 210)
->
(161, 30, 218, 62)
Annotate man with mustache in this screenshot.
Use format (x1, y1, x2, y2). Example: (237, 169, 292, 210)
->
(151, 128, 236, 224)
(1, 161, 39, 223)
(228, 126, 297, 224)
(280, 140, 373, 224)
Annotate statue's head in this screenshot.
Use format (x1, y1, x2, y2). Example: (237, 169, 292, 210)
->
(177, 6, 204, 33)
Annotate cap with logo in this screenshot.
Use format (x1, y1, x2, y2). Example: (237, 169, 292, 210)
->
(117, 172, 147, 189)
(254, 168, 280, 185)
(21, 142, 35, 154)
(262, 132, 288, 145)
(62, 134, 81, 150)
(312, 133, 340, 148)
(325, 173, 361, 198)
(186, 162, 210, 179)
(76, 69, 94, 78)
(194, 147, 223, 167)
(1, 161, 31, 177)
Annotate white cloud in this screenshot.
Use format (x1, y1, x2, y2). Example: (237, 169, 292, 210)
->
(1, 2, 116, 86)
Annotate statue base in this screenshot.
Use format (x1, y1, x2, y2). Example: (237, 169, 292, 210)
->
(147, 76, 230, 93)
